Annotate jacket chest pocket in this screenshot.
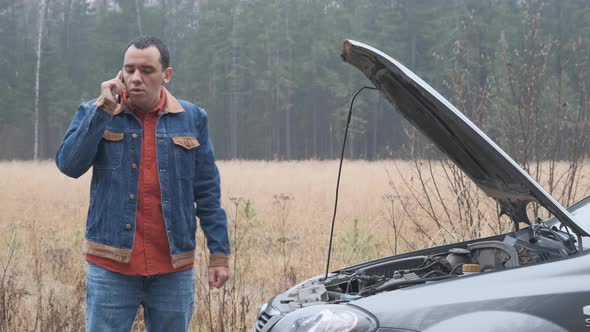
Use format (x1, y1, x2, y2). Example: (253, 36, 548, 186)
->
(172, 136, 200, 179)
(95, 130, 124, 170)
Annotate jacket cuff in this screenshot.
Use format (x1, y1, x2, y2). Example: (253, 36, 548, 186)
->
(209, 253, 229, 268)
(95, 95, 123, 115)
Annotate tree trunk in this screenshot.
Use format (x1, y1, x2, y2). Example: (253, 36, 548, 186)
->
(329, 124, 334, 159)
(33, 0, 48, 161)
(312, 93, 318, 158)
(271, 7, 281, 159)
(284, 2, 292, 159)
(228, 1, 243, 159)
(371, 98, 379, 160)
(264, 27, 272, 160)
(134, 0, 143, 35)
(64, 0, 72, 51)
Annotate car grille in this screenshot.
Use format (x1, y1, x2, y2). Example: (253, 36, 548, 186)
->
(254, 311, 273, 332)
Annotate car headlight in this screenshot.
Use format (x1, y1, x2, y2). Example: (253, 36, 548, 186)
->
(271, 305, 378, 332)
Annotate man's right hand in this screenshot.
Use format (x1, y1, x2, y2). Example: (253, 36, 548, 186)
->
(99, 70, 124, 104)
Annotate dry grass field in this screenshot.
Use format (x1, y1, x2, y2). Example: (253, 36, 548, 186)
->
(1, 160, 589, 331)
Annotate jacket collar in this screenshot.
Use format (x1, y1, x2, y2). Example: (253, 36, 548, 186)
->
(162, 87, 184, 113)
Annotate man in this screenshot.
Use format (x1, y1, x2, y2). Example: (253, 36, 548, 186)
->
(56, 36, 230, 332)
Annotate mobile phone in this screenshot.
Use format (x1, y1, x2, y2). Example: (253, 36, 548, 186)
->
(117, 73, 125, 104)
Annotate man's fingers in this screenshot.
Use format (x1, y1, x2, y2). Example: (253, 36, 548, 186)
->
(208, 267, 230, 289)
(215, 274, 229, 288)
(215, 268, 229, 288)
(215, 272, 227, 288)
(113, 78, 123, 96)
(111, 72, 124, 95)
(100, 74, 124, 101)
(208, 269, 216, 288)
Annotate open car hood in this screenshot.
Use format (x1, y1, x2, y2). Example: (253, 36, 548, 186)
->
(341, 39, 589, 237)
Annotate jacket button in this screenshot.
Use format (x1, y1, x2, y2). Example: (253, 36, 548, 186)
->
(132, 163, 137, 169)
(129, 193, 135, 200)
(132, 133, 138, 138)
(125, 223, 132, 230)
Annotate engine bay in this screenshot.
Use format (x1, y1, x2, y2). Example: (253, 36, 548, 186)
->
(275, 223, 578, 311)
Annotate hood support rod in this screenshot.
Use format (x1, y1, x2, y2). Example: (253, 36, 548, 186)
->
(325, 86, 379, 280)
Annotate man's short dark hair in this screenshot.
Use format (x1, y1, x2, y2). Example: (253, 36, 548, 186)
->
(127, 36, 170, 70)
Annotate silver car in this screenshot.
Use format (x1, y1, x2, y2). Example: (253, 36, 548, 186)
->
(251, 40, 590, 332)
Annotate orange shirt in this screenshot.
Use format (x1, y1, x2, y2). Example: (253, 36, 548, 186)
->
(87, 88, 194, 275)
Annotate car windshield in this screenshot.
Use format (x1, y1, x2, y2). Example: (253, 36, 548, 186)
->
(566, 196, 590, 229)
(545, 195, 590, 235)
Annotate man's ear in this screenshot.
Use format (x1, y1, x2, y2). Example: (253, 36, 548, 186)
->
(163, 67, 173, 84)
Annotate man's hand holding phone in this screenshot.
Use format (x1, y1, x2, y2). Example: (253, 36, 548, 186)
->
(95, 70, 125, 115)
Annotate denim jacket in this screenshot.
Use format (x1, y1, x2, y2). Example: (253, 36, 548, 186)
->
(56, 88, 229, 268)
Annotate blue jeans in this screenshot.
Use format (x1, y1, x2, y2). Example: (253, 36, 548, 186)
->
(85, 263, 195, 332)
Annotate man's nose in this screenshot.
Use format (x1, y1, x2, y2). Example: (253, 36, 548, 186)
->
(130, 71, 142, 83)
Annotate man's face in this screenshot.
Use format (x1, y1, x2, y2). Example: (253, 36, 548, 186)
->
(123, 45, 172, 111)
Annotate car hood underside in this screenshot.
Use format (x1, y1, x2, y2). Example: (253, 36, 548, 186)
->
(340, 39, 588, 237)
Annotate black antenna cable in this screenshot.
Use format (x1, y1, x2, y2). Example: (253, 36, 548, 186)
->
(325, 86, 379, 280)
